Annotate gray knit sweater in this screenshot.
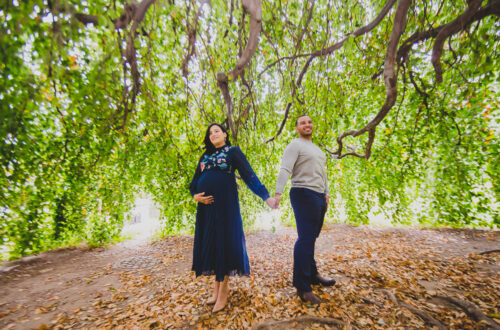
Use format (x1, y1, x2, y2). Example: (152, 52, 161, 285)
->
(275, 138, 329, 195)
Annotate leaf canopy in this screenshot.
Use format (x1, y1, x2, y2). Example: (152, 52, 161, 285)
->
(1, 0, 498, 259)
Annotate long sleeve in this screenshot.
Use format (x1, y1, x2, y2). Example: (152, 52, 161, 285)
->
(189, 155, 204, 196)
(323, 171, 329, 195)
(231, 147, 270, 201)
(275, 142, 299, 194)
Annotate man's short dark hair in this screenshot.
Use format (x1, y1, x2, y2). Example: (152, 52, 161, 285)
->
(295, 115, 310, 126)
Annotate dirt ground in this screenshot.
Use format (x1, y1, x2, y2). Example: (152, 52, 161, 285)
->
(0, 223, 499, 329)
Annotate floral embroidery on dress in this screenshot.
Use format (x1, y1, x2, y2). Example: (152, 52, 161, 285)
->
(200, 146, 231, 173)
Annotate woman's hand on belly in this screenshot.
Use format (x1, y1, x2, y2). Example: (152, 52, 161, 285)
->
(193, 192, 214, 205)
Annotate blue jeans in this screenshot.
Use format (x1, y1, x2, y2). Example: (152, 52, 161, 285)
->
(290, 187, 327, 292)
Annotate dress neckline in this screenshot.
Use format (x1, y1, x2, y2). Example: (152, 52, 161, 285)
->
(214, 145, 230, 152)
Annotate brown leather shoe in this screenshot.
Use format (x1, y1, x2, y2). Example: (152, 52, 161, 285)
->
(297, 290, 321, 305)
(315, 275, 336, 287)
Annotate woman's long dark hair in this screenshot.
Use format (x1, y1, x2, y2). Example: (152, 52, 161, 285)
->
(203, 123, 231, 155)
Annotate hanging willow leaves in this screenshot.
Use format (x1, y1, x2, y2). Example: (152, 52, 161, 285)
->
(1, 0, 498, 259)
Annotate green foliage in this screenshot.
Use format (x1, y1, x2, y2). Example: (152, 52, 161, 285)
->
(1, 0, 498, 259)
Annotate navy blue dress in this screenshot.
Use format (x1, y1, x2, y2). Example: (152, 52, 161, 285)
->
(189, 145, 270, 282)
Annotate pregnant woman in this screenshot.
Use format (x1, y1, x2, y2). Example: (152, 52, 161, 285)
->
(189, 123, 275, 312)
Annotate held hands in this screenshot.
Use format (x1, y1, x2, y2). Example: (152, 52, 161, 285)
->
(265, 197, 279, 210)
(193, 192, 214, 205)
(263, 193, 281, 210)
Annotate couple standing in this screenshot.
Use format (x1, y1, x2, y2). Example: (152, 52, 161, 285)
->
(189, 115, 336, 313)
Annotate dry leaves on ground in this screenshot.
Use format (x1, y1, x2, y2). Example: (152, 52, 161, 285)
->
(1, 224, 499, 329)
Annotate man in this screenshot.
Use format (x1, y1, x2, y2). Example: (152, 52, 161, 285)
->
(274, 115, 336, 305)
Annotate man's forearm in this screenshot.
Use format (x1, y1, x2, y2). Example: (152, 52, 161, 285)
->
(275, 168, 291, 195)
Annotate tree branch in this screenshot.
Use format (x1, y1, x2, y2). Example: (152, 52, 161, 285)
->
(264, 102, 292, 144)
(375, 68, 407, 157)
(431, 0, 483, 83)
(216, 73, 236, 143)
(332, 0, 410, 159)
(181, 0, 210, 77)
(291, 2, 315, 66)
(229, 0, 262, 79)
(74, 13, 98, 25)
(258, 53, 312, 78)
(297, 0, 397, 87)
(216, 0, 262, 143)
(398, 0, 500, 65)
(75, 0, 156, 127)
(325, 128, 376, 159)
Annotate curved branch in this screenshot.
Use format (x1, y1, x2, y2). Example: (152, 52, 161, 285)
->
(127, 0, 156, 100)
(102, 0, 154, 29)
(125, 33, 139, 104)
(229, 0, 235, 26)
(296, 0, 397, 87)
(291, 2, 315, 66)
(398, 0, 500, 65)
(408, 69, 429, 99)
(75, 0, 156, 129)
(333, 0, 411, 159)
(132, 0, 156, 24)
(258, 53, 312, 78)
(74, 13, 98, 25)
(451, 116, 462, 152)
(375, 66, 407, 157)
(326, 128, 375, 159)
(182, 0, 210, 77)
(216, 73, 236, 143)
(264, 102, 292, 143)
(239, 73, 257, 127)
(229, 0, 262, 79)
(216, 0, 262, 143)
(432, 0, 483, 83)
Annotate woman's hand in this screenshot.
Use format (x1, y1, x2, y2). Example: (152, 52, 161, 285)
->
(194, 192, 214, 205)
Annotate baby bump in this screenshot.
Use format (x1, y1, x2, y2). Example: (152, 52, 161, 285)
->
(196, 170, 234, 196)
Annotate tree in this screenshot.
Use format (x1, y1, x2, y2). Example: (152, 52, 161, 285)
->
(1, 0, 498, 259)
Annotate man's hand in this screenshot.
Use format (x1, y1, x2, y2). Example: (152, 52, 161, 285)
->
(265, 197, 278, 209)
(325, 195, 329, 210)
(193, 192, 214, 205)
(274, 193, 282, 209)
